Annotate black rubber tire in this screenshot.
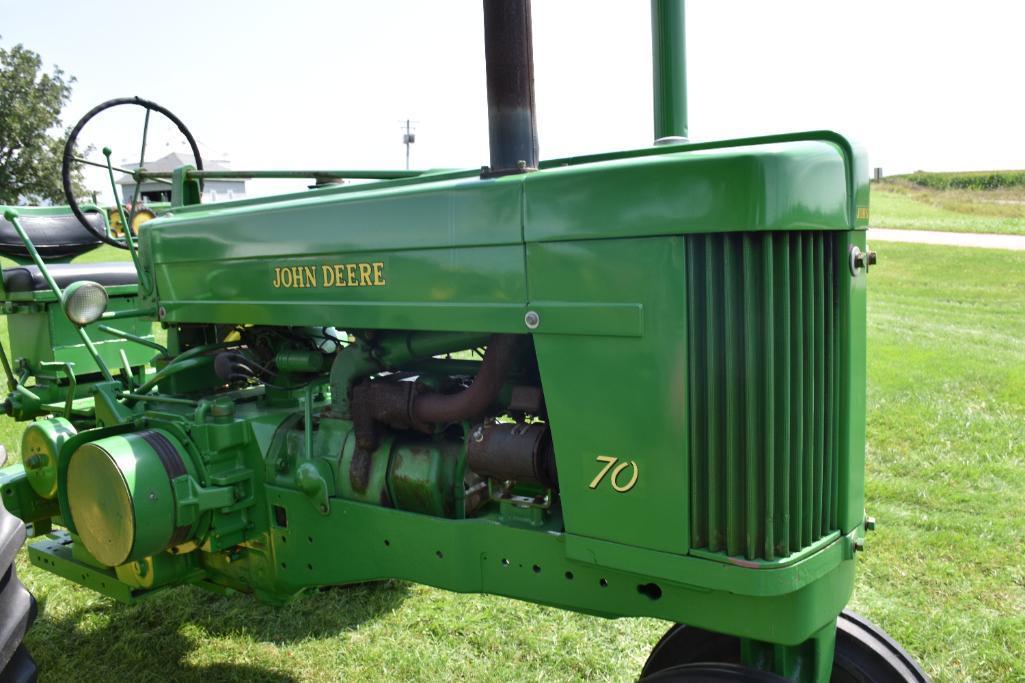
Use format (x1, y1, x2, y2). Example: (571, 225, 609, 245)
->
(832, 612, 929, 683)
(61, 96, 203, 249)
(641, 662, 788, 682)
(0, 499, 38, 682)
(2, 645, 38, 683)
(641, 610, 930, 682)
(643, 621, 743, 677)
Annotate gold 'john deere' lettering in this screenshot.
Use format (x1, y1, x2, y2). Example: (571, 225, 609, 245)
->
(272, 262, 386, 289)
(588, 455, 639, 493)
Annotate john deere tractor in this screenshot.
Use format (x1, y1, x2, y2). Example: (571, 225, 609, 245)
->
(0, 2, 928, 680)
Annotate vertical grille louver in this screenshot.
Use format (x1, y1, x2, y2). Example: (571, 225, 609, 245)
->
(686, 231, 841, 562)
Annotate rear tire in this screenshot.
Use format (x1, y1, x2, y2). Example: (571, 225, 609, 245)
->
(641, 610, 929, 682)
(0, 499, 38, 682)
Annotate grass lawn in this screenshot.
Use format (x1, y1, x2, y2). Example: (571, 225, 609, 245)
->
(851, 242, 1025, 682)
(871, 181, 1025, 235)
(2, 240, 1024, 681)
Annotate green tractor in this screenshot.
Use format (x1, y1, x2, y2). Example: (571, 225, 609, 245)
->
(0, 2, 928, 680)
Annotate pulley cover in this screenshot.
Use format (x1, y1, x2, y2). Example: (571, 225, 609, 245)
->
(66, 430, 192, 566)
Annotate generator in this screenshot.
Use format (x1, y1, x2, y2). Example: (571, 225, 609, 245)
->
(0, 2, 927, 680)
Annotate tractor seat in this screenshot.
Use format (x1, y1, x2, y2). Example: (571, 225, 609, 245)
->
(0, 210, 105, 260)
(2, 262, 139, 294)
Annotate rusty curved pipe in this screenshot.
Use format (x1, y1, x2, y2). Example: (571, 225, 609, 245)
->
(411, 334, 519, 424)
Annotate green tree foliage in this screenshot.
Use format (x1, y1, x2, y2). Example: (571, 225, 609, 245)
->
(0, 38, 86, 205)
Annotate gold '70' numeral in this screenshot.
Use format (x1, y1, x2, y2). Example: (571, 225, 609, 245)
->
(588, 455, 639, 493)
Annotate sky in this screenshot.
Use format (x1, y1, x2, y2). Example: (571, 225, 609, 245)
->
(3, 0, 1023, 201)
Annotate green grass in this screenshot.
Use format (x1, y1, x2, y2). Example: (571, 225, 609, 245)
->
(0, 244, 128, 271)
(871, 179, 1025, 235)
(3, 243, 1025, 681)
(851, 242, 1025, 682)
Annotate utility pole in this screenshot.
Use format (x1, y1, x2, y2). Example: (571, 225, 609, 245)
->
(402, 120, 416, 170)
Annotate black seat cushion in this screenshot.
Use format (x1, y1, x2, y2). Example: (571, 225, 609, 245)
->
(0, 211, 104, 260)
(2, 262, 138, 293)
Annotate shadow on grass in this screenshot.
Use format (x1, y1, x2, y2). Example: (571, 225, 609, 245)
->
(27, 580, 409, 682)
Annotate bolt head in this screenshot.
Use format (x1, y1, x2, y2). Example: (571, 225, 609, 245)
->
(849, 246, 866, 275)
(471, 426, 485, 443)
(524, 310, 540, 330)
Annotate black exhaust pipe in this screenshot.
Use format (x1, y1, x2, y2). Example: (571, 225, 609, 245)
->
(482, 0, 539, 176)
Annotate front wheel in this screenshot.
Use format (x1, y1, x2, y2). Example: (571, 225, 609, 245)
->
(641, 662, 788, 681)
(641, 610, 929, 682)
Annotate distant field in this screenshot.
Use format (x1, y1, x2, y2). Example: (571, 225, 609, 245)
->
(872, 171, 1025, 235)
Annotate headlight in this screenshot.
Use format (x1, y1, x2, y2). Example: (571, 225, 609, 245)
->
(61, 280, 108, 326)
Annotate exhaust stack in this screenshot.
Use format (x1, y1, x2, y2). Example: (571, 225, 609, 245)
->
(482, 0, 539, 175)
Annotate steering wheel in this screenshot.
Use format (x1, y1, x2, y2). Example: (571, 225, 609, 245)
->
(61, 96, 203, 249)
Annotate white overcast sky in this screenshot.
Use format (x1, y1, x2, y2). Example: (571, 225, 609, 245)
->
(2, 0, 1023, 200)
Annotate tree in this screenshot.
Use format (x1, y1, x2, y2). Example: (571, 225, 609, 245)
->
(0, 38, 87, 205)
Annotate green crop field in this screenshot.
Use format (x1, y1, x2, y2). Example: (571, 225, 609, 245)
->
(872, 171, 1025, 235)
(3, 240, 1024, 681)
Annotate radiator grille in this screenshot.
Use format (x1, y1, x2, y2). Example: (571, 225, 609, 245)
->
(686, 231, 841, 561)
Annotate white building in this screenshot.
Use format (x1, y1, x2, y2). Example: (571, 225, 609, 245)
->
(117, 152, 246, 204)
